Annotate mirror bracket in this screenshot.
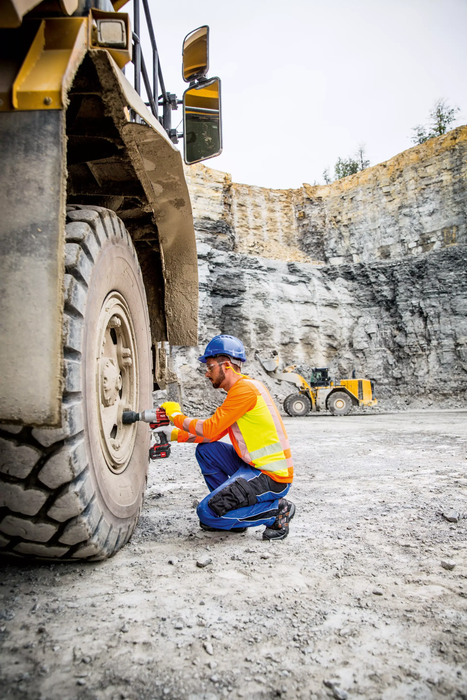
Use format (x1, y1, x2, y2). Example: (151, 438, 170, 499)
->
(167, 129, 179, 144)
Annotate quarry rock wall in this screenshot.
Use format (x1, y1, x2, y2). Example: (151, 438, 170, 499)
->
(173, 126, 467, 413)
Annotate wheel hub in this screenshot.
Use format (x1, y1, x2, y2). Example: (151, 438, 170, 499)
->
(335, 399, 345, 409)
(101, 358, 123, 407)
(96, 293, 138, 473)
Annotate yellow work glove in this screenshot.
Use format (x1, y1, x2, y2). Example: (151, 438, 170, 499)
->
(160, 401, 182, 421)
(170, 428, 180, 442)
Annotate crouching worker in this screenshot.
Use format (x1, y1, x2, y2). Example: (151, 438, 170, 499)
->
(161, 335, 295, 540)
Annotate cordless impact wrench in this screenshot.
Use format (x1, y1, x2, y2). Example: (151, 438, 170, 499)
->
(122, 408, 171, 459)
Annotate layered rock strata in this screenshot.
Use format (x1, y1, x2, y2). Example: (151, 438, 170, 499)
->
(171, 126, 467, 413)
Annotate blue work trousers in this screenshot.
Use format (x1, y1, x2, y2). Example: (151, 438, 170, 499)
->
(195, 442, 291, 530)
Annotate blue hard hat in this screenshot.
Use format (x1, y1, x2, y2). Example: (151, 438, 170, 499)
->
(198, 335, 247, 363)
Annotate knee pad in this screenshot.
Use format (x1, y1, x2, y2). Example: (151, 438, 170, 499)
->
(208, 478, 257, 517)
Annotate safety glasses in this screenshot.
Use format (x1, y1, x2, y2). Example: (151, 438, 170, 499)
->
(204, 360, 228, 374)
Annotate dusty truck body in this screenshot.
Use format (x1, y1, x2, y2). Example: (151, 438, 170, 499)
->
(0, 0, 221, 559)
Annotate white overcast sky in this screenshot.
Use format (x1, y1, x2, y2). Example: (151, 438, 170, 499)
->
(137, 0, 467, 189)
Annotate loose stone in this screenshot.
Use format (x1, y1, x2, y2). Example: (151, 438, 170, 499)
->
(197, 556, 212, 568)
(441, 559, 456, 571)
(442, 510, 460, 523)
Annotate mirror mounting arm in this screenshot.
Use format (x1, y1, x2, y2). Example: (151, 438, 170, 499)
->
(157, 92, 178, 136)
(167, 129, 179, 144)
(158, 92, 178, 109)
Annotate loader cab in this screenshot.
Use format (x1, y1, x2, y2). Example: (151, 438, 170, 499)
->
(309, 367, 331, 388)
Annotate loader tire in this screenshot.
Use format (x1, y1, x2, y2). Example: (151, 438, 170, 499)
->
(327, 391, 352, 417)
(0, 207, 151, 560)
(283, 396, 293, 416)
(284, 394, 311, 417)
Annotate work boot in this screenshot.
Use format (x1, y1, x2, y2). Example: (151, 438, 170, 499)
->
(199, 521, 247, 534)
(262, 498, 296, 541)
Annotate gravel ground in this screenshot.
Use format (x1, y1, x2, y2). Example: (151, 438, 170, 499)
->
(1, 409, 466, 700)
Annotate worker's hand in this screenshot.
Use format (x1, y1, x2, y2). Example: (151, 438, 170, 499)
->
(160, 401, 182, 421)
(151, 425, 169, 433)
(170, 428, 180, 442)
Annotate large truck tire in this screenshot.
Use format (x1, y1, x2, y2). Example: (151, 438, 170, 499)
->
(0, 207, 152, 560)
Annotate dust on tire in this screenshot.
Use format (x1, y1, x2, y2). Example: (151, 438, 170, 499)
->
(0, 207, 152, 560)
(284, 393, 311, 417)
(327, 391, 353, 417)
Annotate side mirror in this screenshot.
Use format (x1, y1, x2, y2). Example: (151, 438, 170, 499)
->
(183, 77, 222, 165)
(182, 26, 209, 83)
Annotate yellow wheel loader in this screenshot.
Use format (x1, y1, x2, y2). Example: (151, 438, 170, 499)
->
(257, 352, 377, 417)
(0, 0, 222, 560)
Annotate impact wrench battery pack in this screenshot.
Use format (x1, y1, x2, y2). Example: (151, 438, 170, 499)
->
(149, 432, 171, 460)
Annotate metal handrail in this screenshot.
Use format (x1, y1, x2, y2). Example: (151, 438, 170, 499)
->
(132, 32, 157, 117)
(130, 0, 175, 138)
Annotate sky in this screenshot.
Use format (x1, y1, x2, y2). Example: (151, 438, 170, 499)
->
(135, 0, 467, 190)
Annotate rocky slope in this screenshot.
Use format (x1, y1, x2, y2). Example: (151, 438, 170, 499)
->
(171, 126, 467, 413)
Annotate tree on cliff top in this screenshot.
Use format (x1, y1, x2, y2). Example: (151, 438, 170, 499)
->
(411, 98, 460, 145)
(323, 143, 370, 183)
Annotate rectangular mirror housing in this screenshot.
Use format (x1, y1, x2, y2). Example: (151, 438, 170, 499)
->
(183, 77, 222, 164)
(182, 25, 209, 83)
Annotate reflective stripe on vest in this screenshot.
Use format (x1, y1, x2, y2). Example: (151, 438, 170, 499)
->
(230, 423, 252, 463)
(234, 379, 292, 477)
(251, 379, 294, 473)
(249, 441, 282, 460)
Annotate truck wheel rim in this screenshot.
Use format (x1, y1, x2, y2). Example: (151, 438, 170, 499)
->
(96, 291, 138, 473)
(335, 399, 345, 409)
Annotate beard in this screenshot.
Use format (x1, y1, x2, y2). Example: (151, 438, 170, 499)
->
(210, 366, 225, 389)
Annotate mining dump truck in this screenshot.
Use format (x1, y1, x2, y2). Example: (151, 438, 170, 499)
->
(0, 0, 222, 560)
(257, 352, 377, 417)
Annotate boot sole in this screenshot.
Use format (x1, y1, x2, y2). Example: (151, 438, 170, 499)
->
(199, 522, 247, 533)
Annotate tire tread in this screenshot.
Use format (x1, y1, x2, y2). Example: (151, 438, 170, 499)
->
(0, 208, 148, 560)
